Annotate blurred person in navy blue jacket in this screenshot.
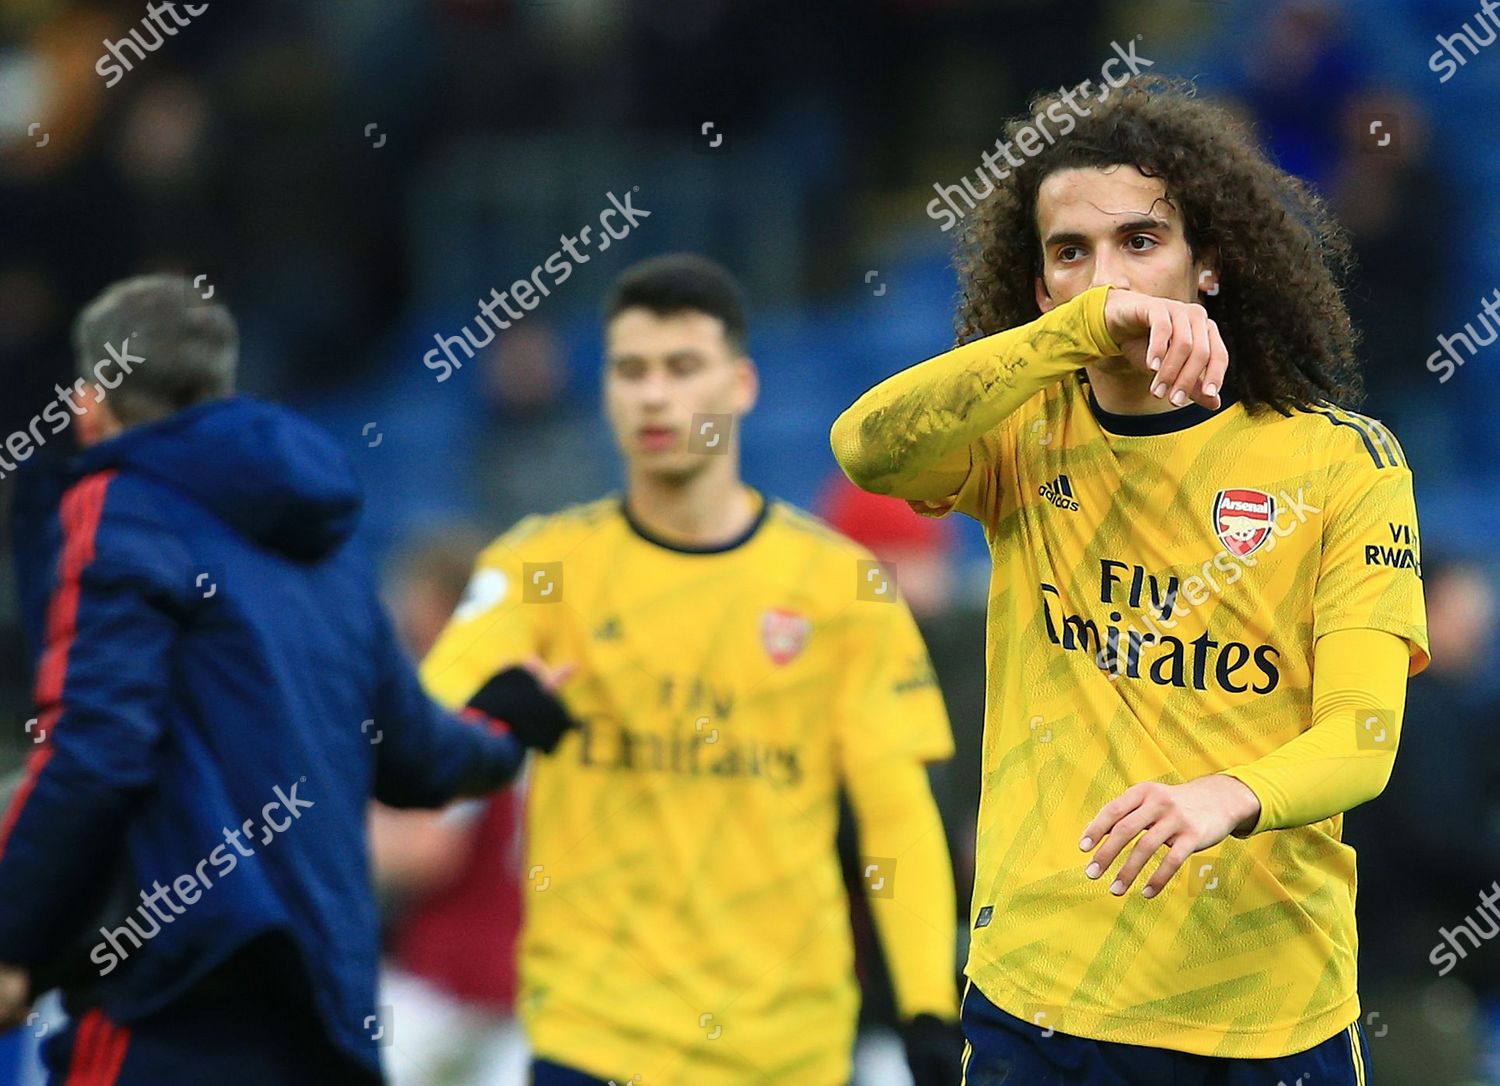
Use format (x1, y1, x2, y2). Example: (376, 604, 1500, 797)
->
(0, 275, 574, 1084)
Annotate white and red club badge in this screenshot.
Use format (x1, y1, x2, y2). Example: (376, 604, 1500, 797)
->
(1212, 488, 1276, 557)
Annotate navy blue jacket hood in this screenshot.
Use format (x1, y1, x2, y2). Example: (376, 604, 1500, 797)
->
(73, 396, 362, 561)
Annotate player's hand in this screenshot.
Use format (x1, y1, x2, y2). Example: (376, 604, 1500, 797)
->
(0, 962, 30, 1031)
(466, 659, 580, 754)
(1102, 288, 1227, 410)
(901, 1013, 965, 1086)
(1079, 775, 1261, 899)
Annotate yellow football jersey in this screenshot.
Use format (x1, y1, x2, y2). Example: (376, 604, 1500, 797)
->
(917, 376, 1428, 1059)
(420, 491, 953, 1085)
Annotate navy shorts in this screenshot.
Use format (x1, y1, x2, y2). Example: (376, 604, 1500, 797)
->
(531, 1059, 613, 1085)
(961, 985, 1371, 1086)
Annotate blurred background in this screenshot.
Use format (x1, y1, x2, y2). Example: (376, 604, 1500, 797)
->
(2, 0, 1500, 1082)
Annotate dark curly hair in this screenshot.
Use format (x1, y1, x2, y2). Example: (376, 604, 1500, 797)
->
(954, 74, 1362, 413)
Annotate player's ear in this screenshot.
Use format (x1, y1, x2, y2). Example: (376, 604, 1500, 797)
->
(76, 395, 122, 447)
(735, 355, 759, 415)
(1034, 275, 1056, 314)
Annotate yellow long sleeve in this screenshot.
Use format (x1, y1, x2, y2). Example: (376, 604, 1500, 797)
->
(1222, 627, 1411, 835)
(845, 757, 959, 1022)
(829, 285, 1119, 501)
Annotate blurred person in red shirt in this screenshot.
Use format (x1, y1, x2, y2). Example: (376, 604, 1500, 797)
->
(819, 474, 955, 620)
(370, 532, 531, 1086)
(818, 475, 964, 1085)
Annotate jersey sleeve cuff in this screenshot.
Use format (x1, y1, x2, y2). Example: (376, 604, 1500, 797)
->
(1079, 285, 1122, 358)
(1312, 620, 1430, 677)
(1219, 769, 1273, 837)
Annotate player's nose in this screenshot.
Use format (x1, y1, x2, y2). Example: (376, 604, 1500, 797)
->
(1089, 255, 1131, 292)
(637, 370, 674, 406)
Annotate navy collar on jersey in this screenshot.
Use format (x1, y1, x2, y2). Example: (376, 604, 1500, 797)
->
(620, 489, 771, 554)
(1085, 382, 1238, 436)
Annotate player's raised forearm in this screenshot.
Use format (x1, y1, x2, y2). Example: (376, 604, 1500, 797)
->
(1221, 628, 1409, 834)
(831, 285, 1117, 500)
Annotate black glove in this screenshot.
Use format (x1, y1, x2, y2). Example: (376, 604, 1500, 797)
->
(465, 666, 578, 754)
(902, 1013, 966, 1086)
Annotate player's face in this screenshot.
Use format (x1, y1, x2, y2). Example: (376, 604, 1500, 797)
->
(604, 307, 757, 481)
(1033, 164, 1217, 320)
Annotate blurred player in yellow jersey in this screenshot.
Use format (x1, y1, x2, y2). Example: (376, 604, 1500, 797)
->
(422, 254, 964, 1086)
(834, 75, 1427, 1085)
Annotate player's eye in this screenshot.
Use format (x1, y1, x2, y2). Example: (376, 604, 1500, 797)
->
(612, 358, 645, 379)
(1057, 245, 1083, 263)
(669, 356, 704, 376)
(1126, 234, 1158, 252)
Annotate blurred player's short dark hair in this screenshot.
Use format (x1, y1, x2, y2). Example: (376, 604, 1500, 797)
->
(73, 273, 239, 425)
(605, 253, 748, 351)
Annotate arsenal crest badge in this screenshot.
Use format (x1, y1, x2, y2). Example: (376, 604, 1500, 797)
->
(761, 608, 811, 666)
(1212, 488, 1276, 557)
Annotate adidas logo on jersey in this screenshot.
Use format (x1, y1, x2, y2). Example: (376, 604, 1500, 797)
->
(1039, 473, 1080, 511)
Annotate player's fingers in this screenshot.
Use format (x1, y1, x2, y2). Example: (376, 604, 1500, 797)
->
(1167, 307, 1213, 407)
(1086, 805, 1158, 877)
(1145, 297, 1171, 374)
(1143, 838, 1198, 900)
(1151, 307, 1194, 399)
(1079, 785, 1145, 851)
(546, 661, 579, 689)
(1194, 319, 1228, 408)
(1112, 824, 1176, 895)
